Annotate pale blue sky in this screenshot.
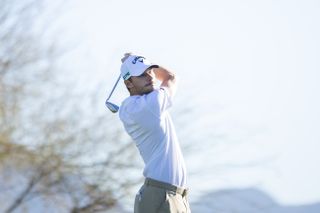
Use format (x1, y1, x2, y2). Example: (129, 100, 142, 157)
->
(56, 0, 320, 205)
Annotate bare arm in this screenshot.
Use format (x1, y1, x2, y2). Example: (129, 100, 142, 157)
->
(154, 66, 178, 97)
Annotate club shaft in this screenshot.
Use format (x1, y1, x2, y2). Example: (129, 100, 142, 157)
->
(106, 74, 121, 101)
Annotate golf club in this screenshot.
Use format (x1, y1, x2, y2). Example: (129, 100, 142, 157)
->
(105, 74, 121, 113)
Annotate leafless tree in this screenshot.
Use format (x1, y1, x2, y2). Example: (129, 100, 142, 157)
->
(0, 0, 140, 212)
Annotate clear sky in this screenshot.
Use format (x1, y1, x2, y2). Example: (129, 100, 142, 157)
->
(57, 0, 320, 205)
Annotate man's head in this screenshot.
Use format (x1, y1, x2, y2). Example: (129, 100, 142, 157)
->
(124, 67, 158, 95)
(120, 53, 159, 96)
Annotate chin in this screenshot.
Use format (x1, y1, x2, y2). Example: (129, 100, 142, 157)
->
(143, 87, 154, 95)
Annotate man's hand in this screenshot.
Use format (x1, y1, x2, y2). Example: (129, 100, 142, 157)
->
(121, 52, 132, 63)
(153, 66, 178, 97)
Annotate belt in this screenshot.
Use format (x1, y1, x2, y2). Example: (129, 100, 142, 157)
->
(144, 178, 188, 197)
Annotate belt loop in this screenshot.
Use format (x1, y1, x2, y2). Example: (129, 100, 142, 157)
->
(144, 178, 149, 186)
(182, 188, 188, 197)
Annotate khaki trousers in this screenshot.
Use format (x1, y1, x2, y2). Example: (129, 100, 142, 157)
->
(134, 178, 191, 213)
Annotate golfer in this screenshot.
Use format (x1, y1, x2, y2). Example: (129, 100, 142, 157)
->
(118, 53, 191, 213)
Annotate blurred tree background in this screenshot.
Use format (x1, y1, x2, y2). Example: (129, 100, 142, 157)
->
(0, 0, 274, 212)
(0, 0, 141, 212)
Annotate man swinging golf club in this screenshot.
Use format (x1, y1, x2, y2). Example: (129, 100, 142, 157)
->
(109, 53, 191, 212)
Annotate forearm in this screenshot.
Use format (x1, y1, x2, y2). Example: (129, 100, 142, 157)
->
(154, 66, 178, 96)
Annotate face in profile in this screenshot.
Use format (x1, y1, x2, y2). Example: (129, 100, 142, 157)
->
(125, 68, 157, 95)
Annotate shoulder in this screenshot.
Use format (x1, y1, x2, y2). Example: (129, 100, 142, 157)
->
(119, 95, 149, 122)
(119, 88, 172, 120)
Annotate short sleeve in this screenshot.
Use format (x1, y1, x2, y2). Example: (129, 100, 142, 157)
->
(144, 87, 173, 117)
(119, 88, 173, 129)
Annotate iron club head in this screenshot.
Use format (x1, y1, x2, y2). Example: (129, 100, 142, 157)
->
(105, 101, 119, 113)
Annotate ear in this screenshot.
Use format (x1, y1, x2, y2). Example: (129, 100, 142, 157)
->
(124, 79, 134, 89)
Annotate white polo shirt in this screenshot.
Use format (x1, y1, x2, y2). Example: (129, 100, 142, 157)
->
(119, 87, 187, 187)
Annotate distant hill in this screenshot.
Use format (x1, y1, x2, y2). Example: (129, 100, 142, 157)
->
(191, 188, 320, 213)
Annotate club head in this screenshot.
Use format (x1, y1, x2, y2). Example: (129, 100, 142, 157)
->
(105, 101, 119, 113)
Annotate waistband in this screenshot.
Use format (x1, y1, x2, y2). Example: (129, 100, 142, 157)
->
(144, 178, 188, 197)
